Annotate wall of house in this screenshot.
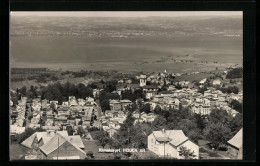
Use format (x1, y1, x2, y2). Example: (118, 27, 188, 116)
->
(148, 134, 158, 155)
(165, 143, 178, 158)
(177, 140, 199, 159)
(147, 134, 168, 157)
(41, 141, 86, 160)
(227, 145, 242, 159)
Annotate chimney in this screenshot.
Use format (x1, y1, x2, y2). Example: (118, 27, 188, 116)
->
(162, 128, 165, 133)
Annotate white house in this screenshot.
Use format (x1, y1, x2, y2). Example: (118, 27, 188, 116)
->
(147, 129, 199, 159)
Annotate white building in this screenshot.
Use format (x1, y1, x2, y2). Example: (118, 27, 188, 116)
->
(147, 129, 199, 159)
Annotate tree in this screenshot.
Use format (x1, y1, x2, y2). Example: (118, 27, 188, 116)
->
(93, 130, 111, 148)
(209, 108, 231, 125)
(153, 105, 161, 114)
(178, 146, 195, 159)
(226, 68, 243, 79)
(152, 115, 167, 130)
(140, 103, 151, 114)
(20, 86, 27, 96)
(230, 100, 243, 113)
(194, 114, 206, 132)
(86, 151, 94, 159)
(100, 99, 110, 112)
(17, 128, 36, 144)
(203, 122, 232, 149)
(176, 119, 201, 142)
(131, 123, 153, 149)
(228, 114, 243, 134)
(77, 126, 86, 137)
(66, 126, 74, 136)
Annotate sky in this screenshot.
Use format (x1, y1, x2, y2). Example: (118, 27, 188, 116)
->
(10, 11, 242, 17)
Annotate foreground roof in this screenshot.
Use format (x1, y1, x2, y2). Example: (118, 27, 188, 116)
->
(152, 129, 189, 147)
(227, 128, 243, 149)
(21, 131, 68, 148)
(39, 133, 86, 155)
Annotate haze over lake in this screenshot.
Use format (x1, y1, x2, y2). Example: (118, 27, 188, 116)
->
(10, 12, 242, 73)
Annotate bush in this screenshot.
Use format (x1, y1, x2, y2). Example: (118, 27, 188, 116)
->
(50, 75, 59, 81)
(226, 68, 243, 79)
(86, 151, 94, 158)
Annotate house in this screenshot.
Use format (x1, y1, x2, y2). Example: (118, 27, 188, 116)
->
(106, 127, 118, 138)
(109, 100, 121, 111)
(140, 74, 147, 87)
(69, 96, 78, 106)
(86, 97, 95, 105)
(199, 78, 207, 85)
(227, 128, 242, 159)
(39, 133, 86, 160)
(120, 100, 133, 111)
(109, 100, 132, 111)
(212, 79, 222, 86)
(142, 85, 159, 92)
(191, 105, 211, 115)
(10, 125, 25, 135)
(29, 123, 41, 129)
(147, 129, 199, 159)
(21, 130, 69, 154)
(85, 132, 94, 141)
(132, 111, 140, 119)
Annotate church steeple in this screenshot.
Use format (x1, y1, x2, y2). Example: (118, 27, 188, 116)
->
(140, 74, 147, 87)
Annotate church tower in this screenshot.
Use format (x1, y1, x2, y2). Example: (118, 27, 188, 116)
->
(140, 74, 147, 87)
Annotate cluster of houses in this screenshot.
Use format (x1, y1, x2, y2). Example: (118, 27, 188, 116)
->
(10, 95, 100, 135)
(114, 71, 242, 117)
(100, 99, 157, 137)
(10, 96, 27, 136)
(10, 69, 243, 160)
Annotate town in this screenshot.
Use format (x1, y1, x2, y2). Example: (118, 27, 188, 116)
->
(10, 67, 243, 160)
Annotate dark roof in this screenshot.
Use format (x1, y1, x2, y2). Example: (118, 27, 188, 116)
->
(159, 91, 173, 94)
(127, 84, 140, 89)
(142, 85, 159, 89)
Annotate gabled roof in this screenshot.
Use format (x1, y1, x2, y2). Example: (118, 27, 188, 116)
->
(127, 84, 140, 89)
(21, 133, 37, 148)
(142, 85, 159, 89)
(40, 136, 52, 145)
(64, 135, 85, 149)
(39, 133, 85, 155)
(21, 131, 68, 148)
(151, 130, 189, 147)
(166, 130, 189, 147)
(227, 128, 243, 149)
(159, 91, 174, 95)
(152, 131, 170, 142)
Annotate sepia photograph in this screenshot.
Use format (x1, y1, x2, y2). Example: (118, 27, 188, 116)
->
(9, 11, 243, 160)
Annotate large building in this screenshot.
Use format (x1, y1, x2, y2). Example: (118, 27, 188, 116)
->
(147, 129, 199, 159)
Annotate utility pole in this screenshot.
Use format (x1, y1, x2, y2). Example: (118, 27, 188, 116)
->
(127, 128, 130, 145)
(164, 142, 165, 158)
(57, 137, 59, 160)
